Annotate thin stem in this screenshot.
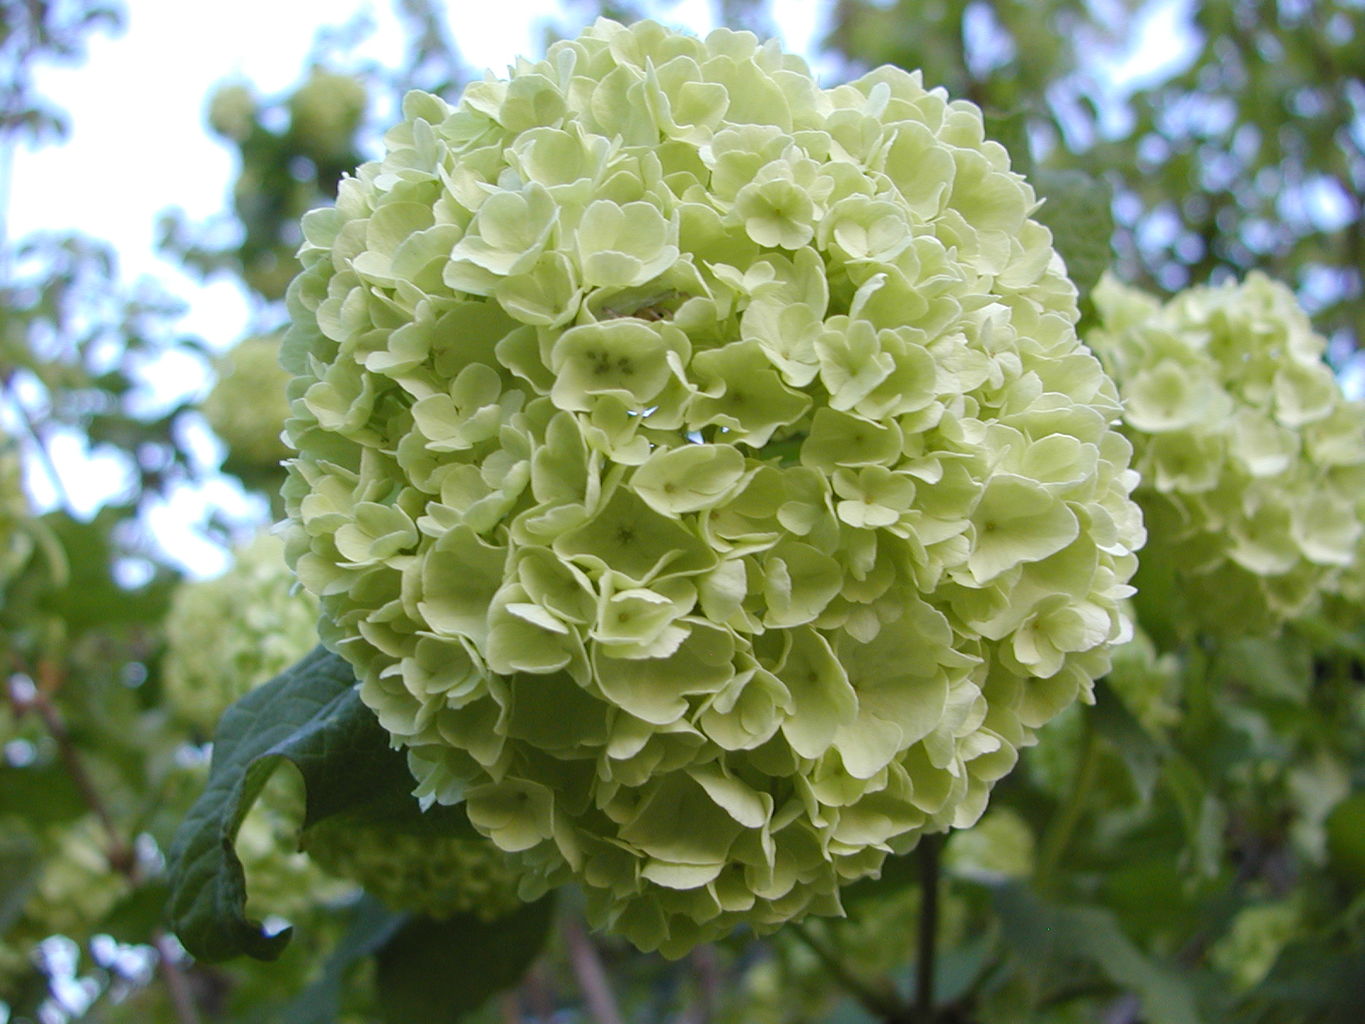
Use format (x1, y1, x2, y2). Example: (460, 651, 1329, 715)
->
(687, 943, 719, 1024)
(916, 834, 941, 1018)
(4, 383, 74, 510)
(12, 662, 200, 1024)
(17, 664, 136, 877)
(790, 921, 908, 1022)
(522, 963, 556, 1022)
(1034, 711, 1100, 892)
(152, 932, 203, 1024)
(562, 914, 624, 1024)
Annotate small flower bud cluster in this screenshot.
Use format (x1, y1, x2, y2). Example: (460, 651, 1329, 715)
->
(288, 70, 368, 165)
(302, 818, 525, 921)
(163, 531, 320, 733)
(202, 335, 295, 475)
(207, 82, 257, 143)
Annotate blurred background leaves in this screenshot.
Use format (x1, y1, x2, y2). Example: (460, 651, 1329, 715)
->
(1, 1, 1362, 1022)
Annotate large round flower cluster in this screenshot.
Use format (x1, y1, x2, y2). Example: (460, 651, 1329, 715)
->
(163, 532, 320, 733)
(280, 18, 1143, 954)
(301, 817, 524, 921)
(1088, 273, 1364, 635)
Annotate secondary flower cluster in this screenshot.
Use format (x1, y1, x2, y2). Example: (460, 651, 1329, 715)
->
(1088, 273, 1364, 635)
(163, 532, 320, 733)
(302, 818, 525, 921)
(203, 335, 296, 475)
(280, 18, 1144, 954)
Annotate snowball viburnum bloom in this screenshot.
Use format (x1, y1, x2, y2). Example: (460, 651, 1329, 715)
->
(163, 532, 320, 733)
(280, 19, 1143, 955)
(1088, 273, 1365, 635)
(203, 335, 295, 473)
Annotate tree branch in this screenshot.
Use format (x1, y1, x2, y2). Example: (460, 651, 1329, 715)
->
(11, 662, 202, 1024)
(916, 834, 942, 1018)
(562, 914, 625, 1024)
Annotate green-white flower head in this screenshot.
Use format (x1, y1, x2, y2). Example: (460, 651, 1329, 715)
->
(302, 817, 524, 920)
(203, 334, 294, 474)
(289, 69, 367, 164)
(163, 531, 319, 733)
(1089, 273, 1365, 636)
(280, 18, 1143, 955)
(208, 81, 258, 143)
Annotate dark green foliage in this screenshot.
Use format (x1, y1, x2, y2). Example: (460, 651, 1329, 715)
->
(167, 646, 426, 961)
(990, 884, 1202, 1024)
(374, 900, 557, 1023)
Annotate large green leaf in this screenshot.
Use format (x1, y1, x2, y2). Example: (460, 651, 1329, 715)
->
(166, 646, 441, 962)
(374, 896, 556, 1024)
(992, 882, 1203, 1024)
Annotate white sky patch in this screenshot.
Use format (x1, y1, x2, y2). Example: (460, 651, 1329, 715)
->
(7, 1, 574, 574)
(1106, 0, 1199, 93)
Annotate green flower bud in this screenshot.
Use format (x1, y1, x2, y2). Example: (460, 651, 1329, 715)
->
(202, 334, 294, 476)
(1088, 273, 1365, 637)
(207, 81, 257, 142)
(163, 531, 319, 733)
(281, 19, 1143, 956)
(288, 69, 367, 164)
(302, 817, 524, 921)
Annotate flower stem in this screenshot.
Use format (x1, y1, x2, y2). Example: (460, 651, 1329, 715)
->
(152, 932, 203, 1024)
(916, 834, 941, 1018)
(12, 660, 201, 1024)
(562, 913, 625, 1024)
